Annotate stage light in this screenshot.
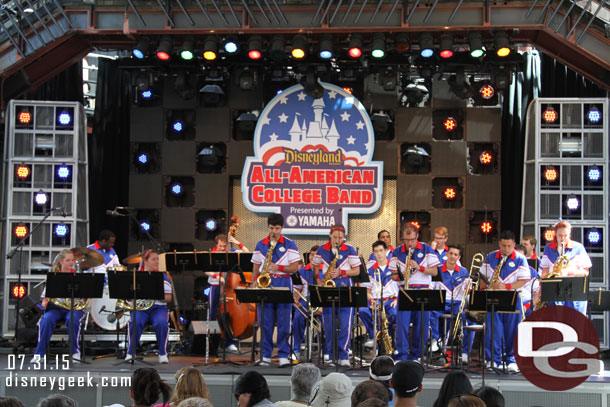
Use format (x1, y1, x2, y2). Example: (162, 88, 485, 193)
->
(468, 31, 484, 58)
(480, 151, 494, 165)
(156, 36, 172, 60)
(291, 35, 307, 59)
(419, 33, 434, 58)
(268, 35, 286, 60)
(479, 84, 495, 99)
(248, 35, 263, 60)
(205, 218, 217, 231)
(133, 38, 150, 59)
(544, 166, 558, 182)
(11, 283, 26, 299)
(172, 121, 184, 133)
(199, 84, 225, 107)
(544, 228, 555, 242)
(401, 83, 429, 107)
(371, 111, 393, 140)
(566, 195, 580, 211)
(197, 143, 226, 173)
(34, 190, 48, 206)
(587, 106, 601, 123)
(16, 165, 30, 179)
(202, 36, 217, 61)
(494, 31, 511, 57)
(543, 106, 558, 123)
(300, 68, 324, 99)
(180, 37, 195, 60)
(371, 33, 386, 58)
(54, 224, 68, 237)
(141, 221, 151, 232)
(443, 117, 457, 131)
(224, 36, 239, 54)
(444, 187, 457, 200)
(448, 69, 472, 99)
(380, 68, 398, 91)
(480, 221, 493, 234)
(14, 224, 28, 239)
(395, 32, 410, 53)
(141, 90, 152, 99)
(348, 34, 363, 58)
(588, 166, 601, 182)
(57, 111, 71, 125)
(137, 153, 149, 165)
(171, 183, 183, 196)
(343, 87, 353, 94)
(403, 145, 430, 168)
(134, 72, 150, 92)
(235, 111, 259, 136)
(410, 221, 420, 230)
(18, 111, 32, 124)
(588, 229, 601, 245)
(319, 34, 333, 59)
(439, 34, 454, 59)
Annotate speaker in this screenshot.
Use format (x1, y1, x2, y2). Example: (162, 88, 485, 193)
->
(19, 295, 44, 328)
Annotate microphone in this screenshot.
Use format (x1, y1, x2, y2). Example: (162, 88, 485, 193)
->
(116, 206, 131, 210)
(105, 209, 126, 217)
(99, 305, 106, 314)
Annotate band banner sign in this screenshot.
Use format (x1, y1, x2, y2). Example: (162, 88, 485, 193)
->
(242, 82, 383, 234)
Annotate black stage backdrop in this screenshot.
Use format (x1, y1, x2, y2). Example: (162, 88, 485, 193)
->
(24, 62, 84, 103)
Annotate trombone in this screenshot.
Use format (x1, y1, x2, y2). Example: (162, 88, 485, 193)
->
(293, 288, 322, 332)
(451, 253, 484, 343)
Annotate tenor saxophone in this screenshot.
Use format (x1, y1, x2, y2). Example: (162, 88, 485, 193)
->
(256, 240, 277, 288)
(488, 255, 506, 290)
(320, 245, 340, 287)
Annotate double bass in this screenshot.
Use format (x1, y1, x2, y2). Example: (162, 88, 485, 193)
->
(218, 216, 257, 340)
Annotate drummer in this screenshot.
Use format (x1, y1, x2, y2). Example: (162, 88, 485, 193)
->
(86, 229, 120, 275)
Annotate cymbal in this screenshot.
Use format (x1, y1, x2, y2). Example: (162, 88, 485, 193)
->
(123, 253, 142, 265)
(71, 247, 104, 269)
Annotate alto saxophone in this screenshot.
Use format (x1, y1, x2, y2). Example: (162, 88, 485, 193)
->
(256, 240, 276, 288)
(320, 245, 340, 287)
(535, 243, 570, 311)
(377, 297, 394, 355)
(488, 255, 506, 290)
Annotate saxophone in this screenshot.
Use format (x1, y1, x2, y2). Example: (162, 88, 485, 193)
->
(488, 255, 507, 290)
(320, 245, 340, 287)
(256, 239, 276, 288)
(535, 243, 570, 311)
(377, 297, 394, 355)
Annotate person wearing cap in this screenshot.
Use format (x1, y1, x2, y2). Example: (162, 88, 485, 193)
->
(309, 372, 353, 407)
(276, 363, 321, 407)
(312, 224, 362, 367)
(369, 355, 395, 406)
(234, 371, 277, 407)
(391, 360, 424, 407)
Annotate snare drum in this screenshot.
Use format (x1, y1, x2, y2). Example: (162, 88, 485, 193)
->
(89, 285, 130, 330)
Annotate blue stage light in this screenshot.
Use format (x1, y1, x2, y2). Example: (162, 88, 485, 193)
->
(224, 41, 238, 54)
(141, 90, 152, 98)
(141, 222, 151, 232)
(319, 50, 332, 59)
(588, 167, 601, 182)
(58, 112, 71, 125)
(137, 153, 149, 165)
(587, 106, 601, 123)
(205, 218, 217, 231)
(57, 166, 70, 179)
(420, 48, 434, 58)
(172, 121, 183, 132)
(54, 224, 68, 237)
(588, 229, 601, 245)
(171, 183, 183, 195)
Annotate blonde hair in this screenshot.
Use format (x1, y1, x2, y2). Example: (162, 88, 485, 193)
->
(434, 227, 448, 237)
(171, 367, 209, 404)
(53, 249, 73, 273)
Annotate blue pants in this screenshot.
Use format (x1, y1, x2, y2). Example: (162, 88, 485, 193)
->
(208, 284, 235, 347)
(322, 305, 354, 361)
(35, 307, 84, 356)
(395, 287, 430, 361)
(430, 310, 440, 340)
(127, 305, 169, 356)
(550, 300, 587, 315)
(259, 276, 292, 359)
(359, 299, 397, 340)
(484, 300, 522, 365)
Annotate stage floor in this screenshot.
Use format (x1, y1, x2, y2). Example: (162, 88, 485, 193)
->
(1, 349, 610, 407)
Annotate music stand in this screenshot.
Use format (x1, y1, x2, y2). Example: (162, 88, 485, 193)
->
(46, 273, 104, 364)
(468, 290, 518, 374)
(107, 270, 164, 365)
(351, 260, 370, 366)
(398, 288, 445, 368)
(589, 289, 610, 312)
(540, 276, 588, 303)
(235, 287, 294, 366)
(310, 286, 367, 368)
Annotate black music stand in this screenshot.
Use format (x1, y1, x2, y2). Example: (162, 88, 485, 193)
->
(46, 273, 104, 364)
(540, 276, 588, 304)
(235, 287, 294, 366)
(469, 290, 518, 374)
(310, 286, 367, 368)
(107, 270, 164, 366)
(589, 289, 610, 312)
(350, 261, 370, 366)
(398, 288, 445, 368)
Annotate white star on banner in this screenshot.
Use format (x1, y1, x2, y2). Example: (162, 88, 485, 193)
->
(328, 90, 337, 99)
(260, 116, 271, 126)
(341, 111, 351, 122)
(278, 113, 288, 123)
(347, 135, 356, 145)
(269, 133, 279, 141)
(297, 92, 307, 101)
(279, 96, 288, 104)
(356, 120, 365, 130)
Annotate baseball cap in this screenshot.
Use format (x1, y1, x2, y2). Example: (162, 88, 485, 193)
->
(392, 360, 424, 398)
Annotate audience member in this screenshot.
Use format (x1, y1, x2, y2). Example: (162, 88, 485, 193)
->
(474, 386, 505, 407)
(447, 395, 485, 407)
(391, 361, 424, 407)
(36, 395, 78, 407)
(352, 381, 389, 407)
(309, 372, 353, 407)
(234, 371, 277, 407)
(176, 398, 213, 407)
(432, 371, 473, 407)
(276, 363, 321, 407)
(131, 368, 172, 407)
(0, 397, 24, 407)
(369, 355, 395, 405)
(153, 367, 210, 407)
(356, 399, 389, 407)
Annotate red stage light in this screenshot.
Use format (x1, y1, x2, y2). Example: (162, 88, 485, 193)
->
(12, 284, 26, 299)
(480, 151, 493, 165)
(14, 225, 28, 238)
(343, 87, 353, 94)
(440, 49, 453, 59)
(248, 49, 262, 60)
(156, 51, 170, 61)
(18, 111, 32, 124)
(410, 221, 420, 229)
(16, 165, 30, 179)
(480, 222, 493, 234)
(444, 187, 457, 200)
(348, 47, 362, 58)
(443, 117, 457, 131)
(479, 84, 495, 99)
(543, 107, 558, 123)
(544, 167, 558, 182)
(544, 229, 555, 242)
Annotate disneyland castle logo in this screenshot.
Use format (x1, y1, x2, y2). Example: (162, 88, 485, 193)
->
(242, 82, 383, 234)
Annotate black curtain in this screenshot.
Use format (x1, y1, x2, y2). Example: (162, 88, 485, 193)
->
(89, 59, 132, 258)
(23, 62, 84, 103)
(501, 51, 608, 236)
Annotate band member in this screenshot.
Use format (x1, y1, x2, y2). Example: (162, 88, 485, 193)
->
(521, 235, 539, 270)
(360, 240, 398, 350)
(86, 229, 121, 273)
(429, 226, 450, 352)
(204, 234, 249, 354)
(540, 220, 592, 315)
(31, 249, 84, 363)
(479, 231, 530, 372)
(367, 230, 394, 268)
(515, 244, 540, 318)
(125, 250, 172, 364)
(435, 245, 473, 363)
(390, 223, 440, 361)
(251, 214, 300, 366)
(312, 224, 361, 367)
(292, 245, 319, 358)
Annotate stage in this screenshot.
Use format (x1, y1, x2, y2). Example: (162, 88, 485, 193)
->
(1, 349, 610, 407)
